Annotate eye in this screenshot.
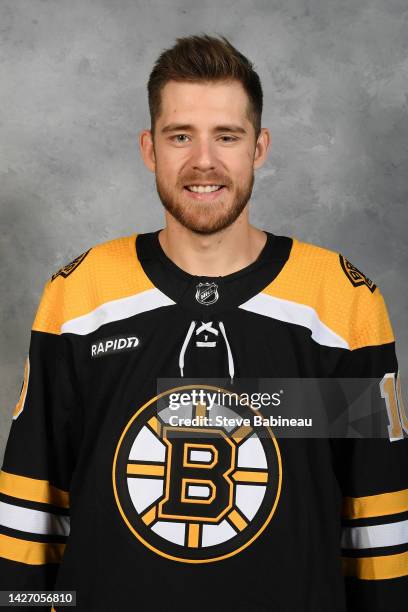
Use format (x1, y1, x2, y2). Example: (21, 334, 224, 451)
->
(171, 134, 190, 143)
(170, 134, 238, 144)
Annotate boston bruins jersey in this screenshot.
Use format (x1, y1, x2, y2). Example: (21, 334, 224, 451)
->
(1, 229, 407, 611)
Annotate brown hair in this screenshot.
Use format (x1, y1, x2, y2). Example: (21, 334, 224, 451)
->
(147, 33, 263, 142)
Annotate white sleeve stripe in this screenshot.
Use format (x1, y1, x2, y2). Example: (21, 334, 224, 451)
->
(341, 519, 408, 550)
(0, 501, 70, 537)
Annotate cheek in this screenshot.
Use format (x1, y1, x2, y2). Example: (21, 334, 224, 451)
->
(230, 167, 251, 188)
(156, 152, 184, 176)
(225, 153, 252, 176)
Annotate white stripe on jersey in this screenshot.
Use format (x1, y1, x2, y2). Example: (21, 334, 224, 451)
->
(341, 519, 408, 549)
(0, 501, 70, 537)
(61, 287, 175, 335)
(239, 292, 349, 349)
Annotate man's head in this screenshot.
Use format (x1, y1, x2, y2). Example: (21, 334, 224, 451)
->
(139, 34, 270, 235)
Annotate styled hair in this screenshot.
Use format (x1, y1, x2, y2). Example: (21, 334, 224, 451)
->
(147, 33, 263, 142)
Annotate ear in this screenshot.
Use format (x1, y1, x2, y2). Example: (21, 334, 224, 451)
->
(139, 129, 156, 173)
(253, 128, 271, 170)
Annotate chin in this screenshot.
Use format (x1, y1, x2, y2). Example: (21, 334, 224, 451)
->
(177, 213, 238, 235)
(158, 187, 249, 235)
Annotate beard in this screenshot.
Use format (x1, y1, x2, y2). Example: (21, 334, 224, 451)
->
(155, 168, 255, 235)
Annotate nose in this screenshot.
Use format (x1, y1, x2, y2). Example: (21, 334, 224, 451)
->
(190, 137, 217, 171)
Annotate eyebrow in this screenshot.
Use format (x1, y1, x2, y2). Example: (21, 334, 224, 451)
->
(161, 123, 247, 135)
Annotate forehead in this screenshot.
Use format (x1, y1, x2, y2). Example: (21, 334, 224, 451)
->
(158, 79, 250, 126)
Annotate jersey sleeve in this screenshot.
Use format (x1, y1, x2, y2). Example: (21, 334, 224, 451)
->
(330, 282, 408, 610)
(0, 277, 81, 605)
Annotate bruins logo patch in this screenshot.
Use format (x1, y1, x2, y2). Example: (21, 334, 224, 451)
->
(339, 255, 377, 292)
(113, 385, 282, 563)
(51, 249, 90, 281)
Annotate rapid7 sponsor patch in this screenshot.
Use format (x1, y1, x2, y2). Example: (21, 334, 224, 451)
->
(91, 335, 140, 358)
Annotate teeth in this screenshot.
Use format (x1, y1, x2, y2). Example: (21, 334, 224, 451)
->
(187, 185, 222, 193)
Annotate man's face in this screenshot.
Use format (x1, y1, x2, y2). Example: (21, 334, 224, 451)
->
(142, 79, 268, 235)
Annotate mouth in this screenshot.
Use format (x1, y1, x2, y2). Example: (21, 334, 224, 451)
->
(183, 184, 227, 201)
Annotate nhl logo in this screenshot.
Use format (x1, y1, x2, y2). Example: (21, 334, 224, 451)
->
(195, 281, 219, 305)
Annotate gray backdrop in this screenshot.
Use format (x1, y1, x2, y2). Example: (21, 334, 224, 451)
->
(1, 0, 407, 464)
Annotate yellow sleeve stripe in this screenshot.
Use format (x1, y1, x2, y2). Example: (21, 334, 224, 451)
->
(342, 550, 408, 580)
(342, 488, 408, 519)
(0, 533, 65, 565)
(0, 471, 69, 509)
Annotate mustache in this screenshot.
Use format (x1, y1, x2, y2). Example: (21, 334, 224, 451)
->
(181, 177, 230, 186)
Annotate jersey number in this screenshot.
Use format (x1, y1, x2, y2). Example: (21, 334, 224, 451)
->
(380, 371, 408, 441)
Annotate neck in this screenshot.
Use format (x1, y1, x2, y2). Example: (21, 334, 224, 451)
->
(158, 212, 267, 277)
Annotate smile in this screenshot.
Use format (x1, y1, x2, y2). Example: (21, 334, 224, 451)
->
(183, 185, 227, 200)
(186, 185, 224, 193)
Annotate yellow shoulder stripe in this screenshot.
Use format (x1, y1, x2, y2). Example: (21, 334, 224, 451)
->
(0, 470, 69, 509)
(263, 238, 394, 350)
(32, 234, 154, 335)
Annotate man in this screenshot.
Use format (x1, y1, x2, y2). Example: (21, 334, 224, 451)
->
(1, 34, 407, 611)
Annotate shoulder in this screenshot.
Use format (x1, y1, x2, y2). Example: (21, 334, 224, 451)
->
(49, 234, 135, 283)
(288, 236, 377, 293)
(263, 236, 394, 350)
(32, 233, 154, 335)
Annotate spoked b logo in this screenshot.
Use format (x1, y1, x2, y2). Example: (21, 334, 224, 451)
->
(112, 385, 282, 563)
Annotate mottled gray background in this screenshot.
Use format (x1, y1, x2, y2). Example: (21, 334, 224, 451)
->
(1, 0, 407, 463)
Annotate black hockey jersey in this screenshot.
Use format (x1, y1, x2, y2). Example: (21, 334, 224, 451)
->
(1, 229, 407, 611)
